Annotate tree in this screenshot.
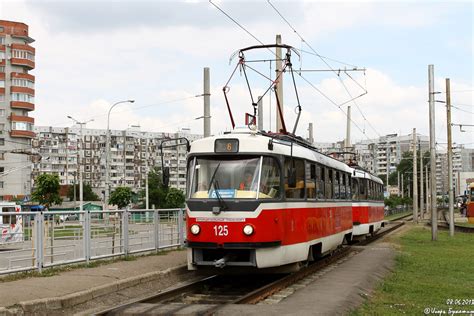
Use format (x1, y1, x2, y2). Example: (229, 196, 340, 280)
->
(138, 167, 186, 209)
(67, 183, 100, 201)
(109, 187, 132, 209)
(32, 174, 63, 207)
(163, 188, 185, 208)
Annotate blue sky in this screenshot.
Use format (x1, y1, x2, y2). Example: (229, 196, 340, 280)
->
(1, 0, 472, 148)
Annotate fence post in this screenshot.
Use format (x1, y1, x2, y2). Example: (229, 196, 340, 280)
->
(154, 210, 159, 252)
(123, 208, 129, 256)
(84, 210, 91, 264)
(178, 208, 184, 247)
(35, 212, 43, 273)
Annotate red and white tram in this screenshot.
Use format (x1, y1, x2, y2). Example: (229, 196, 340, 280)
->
(350, 168, 385, 238)
(185, 129, 360, 271)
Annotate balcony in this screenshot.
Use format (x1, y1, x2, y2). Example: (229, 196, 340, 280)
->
(10, 130, 35, 138)
(11, 101, 34, 111)
(10, 58, 34, 69)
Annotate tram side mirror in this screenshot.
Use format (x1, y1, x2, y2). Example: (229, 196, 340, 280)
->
(288, 168, 297, 188)
(163, 167, 170, 188)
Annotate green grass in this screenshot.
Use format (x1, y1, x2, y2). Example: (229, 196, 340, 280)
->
(455, 222, 474, 228)
(385, 211, 412, 221)
(351, 227, 474, 315)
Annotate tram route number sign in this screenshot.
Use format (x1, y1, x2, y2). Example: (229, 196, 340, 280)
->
(215, 139, 239, 153)
(209, 189, 236, 199)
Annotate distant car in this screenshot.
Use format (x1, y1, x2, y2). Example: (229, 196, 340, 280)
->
(58, 214, 79, 222)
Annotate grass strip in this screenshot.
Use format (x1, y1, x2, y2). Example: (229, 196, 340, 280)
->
(352, 227, 474, 315)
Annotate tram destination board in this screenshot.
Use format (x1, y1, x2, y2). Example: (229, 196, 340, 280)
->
(215, 139, 239, 153)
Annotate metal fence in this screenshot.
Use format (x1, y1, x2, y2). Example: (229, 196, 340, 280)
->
(0, 208, 185, 275)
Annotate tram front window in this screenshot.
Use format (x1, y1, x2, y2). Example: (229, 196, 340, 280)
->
(189, 156, 280, 199)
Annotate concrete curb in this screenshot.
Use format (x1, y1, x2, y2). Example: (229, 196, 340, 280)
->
(4, 265, 188, 314)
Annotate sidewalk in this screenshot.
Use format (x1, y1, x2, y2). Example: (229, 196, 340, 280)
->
(0, 249, 188, 315)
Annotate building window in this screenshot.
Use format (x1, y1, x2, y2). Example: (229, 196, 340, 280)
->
(0, 153, 3, 160)
(11, 78, 34, 89)
(0, 138, 4, 146)
(0, 95, 4, 102)
(12, 121, 33, 131)
(0, 36, 5, 44)
(11, 93, 34, 103)
(12, 49, 35, 61)
(0, 80, 4, 88)
(0, 51, 5, 60)
(0, 66, 4, 72)
(0, 181, 4, 189)
(0, 123, 3, 135)
(0, 167, 4, 174)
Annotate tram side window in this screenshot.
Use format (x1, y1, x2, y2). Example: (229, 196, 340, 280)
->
(326, 168, 333, 199)
(360, 179, 367, 200)
(341, 173, 346, 200)
(316, 165, 324, 199)
(259, 157, 281, 199)
(306, 163, 316, 199)
(284, 158, 305, 199)
(334, 171, 340, 199)
(1, 207, 16, 225)
(352, 178, 359, 200)
(346, 174, 350, 199)
(368, 181, 372, 200)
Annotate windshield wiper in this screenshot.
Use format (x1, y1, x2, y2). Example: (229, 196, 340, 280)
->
(206, 163, 229, 214)
(213, 179, 229, 213)
(207, 163, 221, 194)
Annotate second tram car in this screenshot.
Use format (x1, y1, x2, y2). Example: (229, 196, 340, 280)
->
(185, 129, 378, 271)
(350, 168, 385, 237)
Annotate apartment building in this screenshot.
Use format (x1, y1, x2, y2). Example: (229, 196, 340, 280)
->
(436, 147, 474, 195)
(0, 20, 36, 200)
(32, 126, 201, 198)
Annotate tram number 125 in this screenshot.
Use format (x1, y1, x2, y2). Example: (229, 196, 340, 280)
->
(213, 225, 228, 236)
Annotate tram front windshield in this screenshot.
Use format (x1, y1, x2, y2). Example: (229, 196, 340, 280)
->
(188, 156, 280, 199)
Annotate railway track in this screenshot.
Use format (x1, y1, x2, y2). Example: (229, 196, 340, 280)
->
(95, 221, 405, 316)
(436, 211, 474, 234)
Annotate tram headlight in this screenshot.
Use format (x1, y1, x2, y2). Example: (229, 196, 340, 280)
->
(243, 224, 254, 236)
(190, 224, 201, 235)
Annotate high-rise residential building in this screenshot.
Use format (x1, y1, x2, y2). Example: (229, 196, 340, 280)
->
(437, 147, 474, 196)
(0, 20, 35, 201)
(32, 126, 201, 199)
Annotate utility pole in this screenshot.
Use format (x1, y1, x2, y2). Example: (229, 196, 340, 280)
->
(275, 34, 284, 132)
(428, 64, 437, 241)
(401, 173, 404, 198)
(257, 95, 263, 130)
(203, 67, 211, 137)
(145, 137, 149, 210)
(386, 147, 390, 193)
(345, 106, 351, 162)
(67, 116, 93, 213)
(419, 142, 424, 219)
(65, 127, 69, 186)
(446, 78, 454, 237)
(426, 164, 430, 212)
(397, 171, 400, 197)
(413, 128, 418, 223)
(308, 123, 314, 145)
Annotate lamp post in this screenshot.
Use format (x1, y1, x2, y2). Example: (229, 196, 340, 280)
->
(105, 100, 134, 210)
(67, 116, 94, 213)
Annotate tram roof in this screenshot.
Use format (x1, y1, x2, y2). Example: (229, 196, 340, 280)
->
(190, 129, 354, 173)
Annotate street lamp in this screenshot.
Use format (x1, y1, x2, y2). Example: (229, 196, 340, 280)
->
(67, 116, 94, 213)
(105, 100, 135, 210)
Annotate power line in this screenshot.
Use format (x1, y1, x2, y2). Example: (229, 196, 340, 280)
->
(451, 105, 474, 115)
(267, 0, 381, 138)
(209, 0, 373, 141)
(49, 94, 203, 128)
